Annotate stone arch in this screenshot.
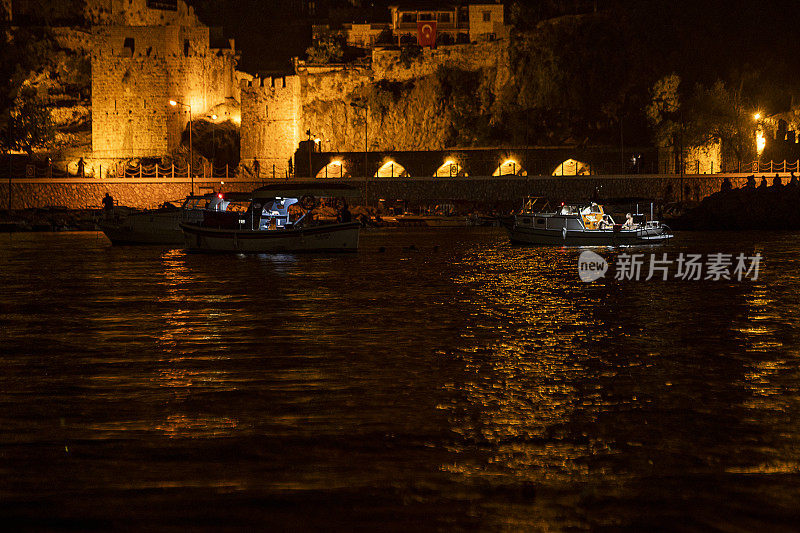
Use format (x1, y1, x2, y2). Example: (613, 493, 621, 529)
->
(315, 160, 349, 179)
(434, 160, 467, 177)
(374, 160, 409, 177)
(552, 159, 591, 176)
(492, 159, 526, 176)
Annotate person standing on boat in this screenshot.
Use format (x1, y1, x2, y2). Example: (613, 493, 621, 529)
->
(339, 200, 352, 223)
(102, 192, 114, 212)
(77, 157, 85, 177)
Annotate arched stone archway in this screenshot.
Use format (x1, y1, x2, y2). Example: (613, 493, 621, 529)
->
(492, 159, 527, 176)
(375, 160, 409, 177)
(315, 160, 349, 179)
(434, 160, 467, 177)
(552, 159, 591, 176)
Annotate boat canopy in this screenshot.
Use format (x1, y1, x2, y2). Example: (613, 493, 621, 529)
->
(250, 183, 361, 200)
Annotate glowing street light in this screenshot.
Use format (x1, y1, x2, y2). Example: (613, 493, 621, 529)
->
(170, 99, 193, 194)
(753, 112, 766, 162)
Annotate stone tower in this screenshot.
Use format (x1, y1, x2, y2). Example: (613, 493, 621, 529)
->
(239, 76, 301, 176)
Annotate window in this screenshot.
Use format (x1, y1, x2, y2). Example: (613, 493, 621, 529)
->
(482, 11, 491, 22)
(418, 12, 434, 21)
(437, 12, 450, 23)
(401, 12, 416, 23)
(123, 37, 135, 56)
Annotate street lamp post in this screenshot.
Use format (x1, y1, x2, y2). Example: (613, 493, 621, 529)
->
(350, 99, 368, 175)
(170, 99, 193, 194)
(208, 114, 217, 171)
(305, 129, 314, 178)
(350, 99, 368, 204)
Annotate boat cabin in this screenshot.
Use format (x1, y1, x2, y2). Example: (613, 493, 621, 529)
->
(195, 184, 360, 231)
(516, 202, 613, 232)
(254, 197, 300, 230)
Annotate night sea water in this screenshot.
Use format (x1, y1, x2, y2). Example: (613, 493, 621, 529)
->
(1, 228, 799, 531)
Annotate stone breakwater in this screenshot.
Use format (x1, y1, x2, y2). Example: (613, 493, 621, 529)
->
(0, 175, 752, 212)
(676, 180, 800, 230)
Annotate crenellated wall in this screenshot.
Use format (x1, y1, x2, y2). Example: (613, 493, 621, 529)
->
(91, 21, 238, 164)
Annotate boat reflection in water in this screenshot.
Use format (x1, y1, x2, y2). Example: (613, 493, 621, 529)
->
(180, 184, 361, 253)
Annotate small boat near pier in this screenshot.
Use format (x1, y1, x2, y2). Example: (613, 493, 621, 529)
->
(179, 184, 361, 253)
(97, 193, 215, 245)
(504, 197, 673, 246)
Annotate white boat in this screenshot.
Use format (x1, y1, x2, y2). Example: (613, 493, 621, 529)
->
(97, 194, 214, 245)
(504, 199, 673, 246)
(180, 184, 361, 253)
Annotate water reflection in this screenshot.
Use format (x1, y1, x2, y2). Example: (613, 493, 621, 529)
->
(2, 230, 800, 530)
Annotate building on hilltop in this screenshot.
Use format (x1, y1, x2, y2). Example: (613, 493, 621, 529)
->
(90, 0, 240, 166)
(389, 2, 507, 46)
(313, 2, 508, 51)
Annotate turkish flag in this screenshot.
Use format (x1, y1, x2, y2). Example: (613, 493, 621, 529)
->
(417, 21, 437, 47)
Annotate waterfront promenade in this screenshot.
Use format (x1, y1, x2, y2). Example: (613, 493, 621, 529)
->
(0, 173, 769, 210)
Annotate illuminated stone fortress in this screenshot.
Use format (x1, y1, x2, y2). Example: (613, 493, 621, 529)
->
(90, 0, 239, 165)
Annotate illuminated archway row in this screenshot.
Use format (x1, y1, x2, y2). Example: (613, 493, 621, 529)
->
(314, 158, 592, 178)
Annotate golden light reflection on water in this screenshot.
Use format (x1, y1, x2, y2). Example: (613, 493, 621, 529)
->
(437, 246, 605, 485)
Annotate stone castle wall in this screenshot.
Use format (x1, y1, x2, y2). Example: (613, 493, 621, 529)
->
(91, 22, 238, 164)
(240, 41, 511, 177)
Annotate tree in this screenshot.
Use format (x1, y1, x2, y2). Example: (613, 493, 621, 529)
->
(305, 36, 344, 64)
(646, 73, 681, 147)
(0, 28, 59, 152)
(508, 13, 646, 146)
(685, 79, 755, 170)
(646, 73, 683, 172)
(7, 87, 54, 154)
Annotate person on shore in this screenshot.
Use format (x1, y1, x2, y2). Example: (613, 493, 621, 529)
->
(790, 172, 798, 187)
(746, 175, 756, 188)
(772, 173, 782, 187)
(721, 177, 732, 192)
(758, 177, 768, 188)
(77, 157, 85, 177)
(253, 157, 260, 178)
(102, 192, 114, 212)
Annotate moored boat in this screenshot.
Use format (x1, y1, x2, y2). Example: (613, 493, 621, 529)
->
(97, 194, 215, 245)
(180, 184, 361, 253)
(504, 199, 673, 246)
